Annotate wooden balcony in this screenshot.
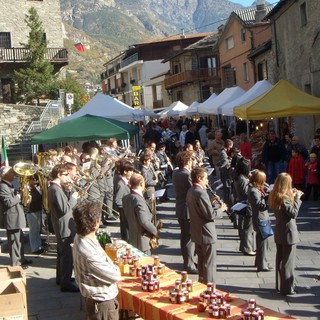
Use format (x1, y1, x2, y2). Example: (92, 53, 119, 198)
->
(164, 68, 218, 89)
(0, 48, 68, 64)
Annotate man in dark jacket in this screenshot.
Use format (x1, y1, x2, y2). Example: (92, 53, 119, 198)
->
(0, 166, 32, 267)
(262, 130, 286, 184)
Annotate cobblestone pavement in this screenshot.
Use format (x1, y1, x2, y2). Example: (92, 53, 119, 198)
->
(0, 194, 319, 319)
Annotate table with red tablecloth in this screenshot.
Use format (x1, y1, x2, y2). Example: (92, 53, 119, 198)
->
(117, 267, 297, 320)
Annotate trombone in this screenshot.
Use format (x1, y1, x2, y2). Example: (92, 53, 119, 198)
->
(65, 179, 120, 218)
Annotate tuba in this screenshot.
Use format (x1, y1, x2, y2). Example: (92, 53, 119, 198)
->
(13, 162, 38, 208)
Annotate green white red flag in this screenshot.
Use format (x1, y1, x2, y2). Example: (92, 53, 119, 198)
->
(1, 136, 9, 167)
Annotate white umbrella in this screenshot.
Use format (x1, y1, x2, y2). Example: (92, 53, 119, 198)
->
(160, 101, 189, 118)
(198, 87, 246, 115)
(220, 80, 273, 116)
(186, 100, 209, 116)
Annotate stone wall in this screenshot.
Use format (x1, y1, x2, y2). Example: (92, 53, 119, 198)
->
(0, 103, 43, 146)
(0, 0, 64, 48)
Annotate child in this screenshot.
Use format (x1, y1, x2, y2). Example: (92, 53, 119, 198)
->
(287, 147, 305, 191)
(304, 153, 319, 201)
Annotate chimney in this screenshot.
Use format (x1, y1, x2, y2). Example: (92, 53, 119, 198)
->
(255, 0, 266, 22)
(180, 28, 186, 39)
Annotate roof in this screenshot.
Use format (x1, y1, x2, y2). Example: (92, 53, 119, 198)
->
(264, 0, 290, 20)
(233, 5, 274, 25)
(136, 32, 212, 45)
(186, 32, 219, 50)
(248, 39, 272, 59)
(162, 32, 218, 63)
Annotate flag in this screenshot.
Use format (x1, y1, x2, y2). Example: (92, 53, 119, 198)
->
(1, 136, 9, 167)
(74, 42, 85, 52)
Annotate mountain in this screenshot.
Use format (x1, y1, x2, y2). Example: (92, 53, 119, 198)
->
(60, 0, 246, 85)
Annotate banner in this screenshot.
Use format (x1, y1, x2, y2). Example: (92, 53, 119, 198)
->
(1, 135, 9, 167)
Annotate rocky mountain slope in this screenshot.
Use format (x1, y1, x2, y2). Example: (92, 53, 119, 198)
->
(60, 0, 248, 84)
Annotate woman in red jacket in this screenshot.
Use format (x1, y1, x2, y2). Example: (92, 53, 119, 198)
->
(287, 147, 305, 191)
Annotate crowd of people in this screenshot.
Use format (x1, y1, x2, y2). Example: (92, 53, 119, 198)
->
(0, 116, 317, 319)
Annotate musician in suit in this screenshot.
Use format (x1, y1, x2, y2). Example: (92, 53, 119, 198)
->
(172, 151, 198, 274)
(48, 164, 79, 292)
(247, 170, 273, 272)
(269, 173, 303, 295)
(122, 173, 158, 255)
(187, 167, 227, 283)
(114, 160, 134, 241)
(140, 151, 158, 225)
(233, 157, 255, 256)
(0, 166, 32, 267)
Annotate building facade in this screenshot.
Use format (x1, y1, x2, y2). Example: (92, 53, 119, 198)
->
(217, 3, 272, 90)
(266, 0, 320, 145)
(101, 33, 211, 110)
(0, 0, 68, 103)
(163, 33, 221, 106)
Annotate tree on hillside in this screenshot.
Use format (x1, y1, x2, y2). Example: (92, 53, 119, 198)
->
(47, 77, 88, 113)
(14, 7, 54, 104)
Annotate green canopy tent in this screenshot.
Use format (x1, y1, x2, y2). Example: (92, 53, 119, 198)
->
(31, 114, 139, 144)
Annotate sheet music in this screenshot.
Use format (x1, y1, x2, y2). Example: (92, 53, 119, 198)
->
(215, 183, 223, 190)
(267, 184, 274, 192)
(155, 189, 166, 198)
(207, 167, 214, 176)
(231, 202, 247, 212)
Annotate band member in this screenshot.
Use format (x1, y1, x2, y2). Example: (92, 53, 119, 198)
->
(0, 166, 32, 268)
(172, 151, 198, 274)
(140, 152, 158, 225)
(48, 164, 79, 292)
(123, 173, 158, 255)
(114, 161, 134, 241)
(187, 167, 227, 283)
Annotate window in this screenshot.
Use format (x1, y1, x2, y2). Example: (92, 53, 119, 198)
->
(173, 62, 181, 74)
(223, 66, 236, 87)
(240, 29, 246, 42)
(304, 84, 311, 94)
(176, 90, 183, 101)
(257, 61, 268, 80)
(300, 2, 307, 26)
(225, 36, 234, 51)
(0, 32, 11, 48)
(243, 62, 249, 82)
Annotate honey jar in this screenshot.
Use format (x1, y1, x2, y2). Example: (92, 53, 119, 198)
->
(248, 298, 256, 311)
(154, 256, 160, 266)
(126, 246, 131, 256)
(181, 271, 188, 282)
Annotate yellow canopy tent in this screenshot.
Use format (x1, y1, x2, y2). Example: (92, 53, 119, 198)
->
(234, 79, 320, 120)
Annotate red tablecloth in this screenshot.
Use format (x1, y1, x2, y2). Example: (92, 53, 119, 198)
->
(117, 267, 296, 320)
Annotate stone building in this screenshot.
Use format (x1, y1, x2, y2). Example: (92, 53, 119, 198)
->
(163, 32, 221, 106)
(266, 0, 320, 145)
(0, 0, 68, 103)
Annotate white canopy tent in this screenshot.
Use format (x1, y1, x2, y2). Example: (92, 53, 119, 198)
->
(186, 99, 212, 116)
(220, 80, 273, 116)
(159, 100, 189, 118)
(198, 87, 246, 115)
(60, 93, 146, 123)
(196, 93, 218, 115)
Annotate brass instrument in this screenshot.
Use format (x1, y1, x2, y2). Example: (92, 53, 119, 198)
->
(149, 219, 163, 250)
(36, 152, 52, 213)
(66, 178, 120, 218)
(13, 162, 38, 208)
